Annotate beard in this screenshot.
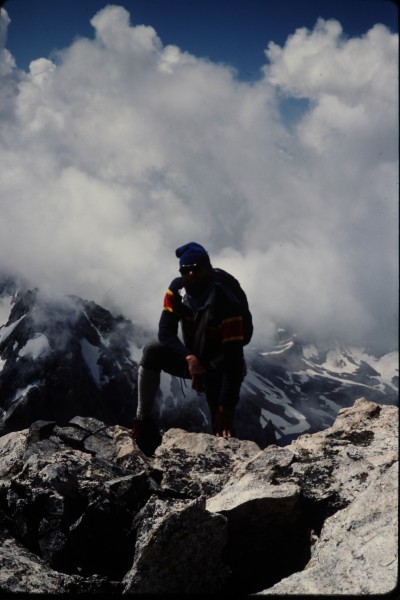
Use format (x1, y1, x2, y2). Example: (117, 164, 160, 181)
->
(185, 279, 208, 296)
(183, 274, 212, 297)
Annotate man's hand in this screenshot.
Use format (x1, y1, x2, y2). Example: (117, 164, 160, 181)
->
(185, 354, 206, 393)
(214, 405, 235, 439)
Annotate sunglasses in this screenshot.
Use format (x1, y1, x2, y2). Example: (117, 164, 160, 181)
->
(179, 264, 204, 275)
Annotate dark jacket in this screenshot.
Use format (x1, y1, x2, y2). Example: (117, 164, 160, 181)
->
(158, 273, 245, 406)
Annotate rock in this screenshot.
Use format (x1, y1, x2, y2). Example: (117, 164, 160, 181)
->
(153, 427, 261, 497)
(205, 445, 309, 593)
(0, 417, 156, 580)
(0, 398, 397, 595)
(0, 532, 76, 594)
(287, 398, 397, 509)
(123, 496, 229, 594)
(207, 478, 305, 594)
(254, 398, 398, 594)
(0, 532, 120, 594)
(260, 461, 398, 595)
(0, 429, 28, 478)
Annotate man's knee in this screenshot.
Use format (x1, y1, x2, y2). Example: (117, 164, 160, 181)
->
(140, 341, 187, 378)
(140, 341, 165, 371)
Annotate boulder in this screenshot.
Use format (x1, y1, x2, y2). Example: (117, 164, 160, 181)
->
(153, 427, 261, 498)
(0, 532, 75, 594)
(0, 398, 397, 595)
(256, 398, 398, 595)
(123, 496, 228, 594)
(260, 461, 398, 595)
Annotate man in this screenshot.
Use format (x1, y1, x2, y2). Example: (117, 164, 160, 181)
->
(131, 242, 248, 456)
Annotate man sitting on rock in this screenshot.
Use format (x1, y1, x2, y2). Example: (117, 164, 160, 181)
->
(131, 242, 249, 456)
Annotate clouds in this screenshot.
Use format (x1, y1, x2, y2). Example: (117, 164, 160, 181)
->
(266, 19, 397, 162)
(0, 6, 397, 353)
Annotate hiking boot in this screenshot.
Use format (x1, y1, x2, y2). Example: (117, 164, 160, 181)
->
(131, 417, 162, 457)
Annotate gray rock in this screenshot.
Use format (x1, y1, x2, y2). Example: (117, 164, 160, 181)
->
(260, 461, 398, 595)
(0, 418, 155, 580)
(0, 398, 397, 595)
(253, 398, 398, 594)
(0, 429, 28, 478)
(0, 532, 75, 593)
(153, 427, 261, 497)
(123, 496, 229, 594)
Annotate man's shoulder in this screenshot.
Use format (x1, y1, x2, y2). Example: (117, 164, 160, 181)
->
(213, 275, 241, 307)
(166, 277, 183, 293)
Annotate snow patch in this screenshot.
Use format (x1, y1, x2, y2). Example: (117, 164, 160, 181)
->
(358, 350, 398, 391)
(19, 334, 50, 360)
(259, 340, 294, 356)
(83, 310, 110, 348)
(264, 407, 309, 438)
(10, 383, 38, 404)
(0, 295, 13, 328)
(0, 316, 25, 344)
(80, 338, 101, 386)
(305, 368, 357, 387)
(321, 348, 359, 375)
(303, 344, 318, 359)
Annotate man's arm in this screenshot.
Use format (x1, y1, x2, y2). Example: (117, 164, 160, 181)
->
(158, 282, 207, 390)
(159, 308, 206, 391)
(157, 282, 195, 357)
(158, 306, 189, 360)
(157, 281, 187, 357)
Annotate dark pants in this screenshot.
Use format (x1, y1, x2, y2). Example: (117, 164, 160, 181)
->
(140, 341, 226, 415)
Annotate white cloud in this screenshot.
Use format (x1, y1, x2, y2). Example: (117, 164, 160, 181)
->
(0, 8, 14, 75)
(0, 6, 397, 353)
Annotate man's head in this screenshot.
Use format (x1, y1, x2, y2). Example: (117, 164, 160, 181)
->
(175, 242, 213, 296)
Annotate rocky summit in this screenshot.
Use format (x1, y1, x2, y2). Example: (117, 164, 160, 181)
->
(0, 398, 397, 595)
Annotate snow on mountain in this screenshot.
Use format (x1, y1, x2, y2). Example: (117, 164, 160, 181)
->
(18, 333, 51, 360)
(241, 330, 398, 445)
(0, 277, 140, 434)
(0, 293, 14, 328)
(0, 275, 398, 447)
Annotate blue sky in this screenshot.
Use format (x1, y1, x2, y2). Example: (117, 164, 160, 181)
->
(4, 0, 398, 78)
(0, 1, 398, 352)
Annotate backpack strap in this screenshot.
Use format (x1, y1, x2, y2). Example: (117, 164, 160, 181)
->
(190, 284, 216, 358)
(192, 304, 212, 358)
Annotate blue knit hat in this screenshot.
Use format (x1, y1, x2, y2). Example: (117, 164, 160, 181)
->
(175, 242, 211, 268)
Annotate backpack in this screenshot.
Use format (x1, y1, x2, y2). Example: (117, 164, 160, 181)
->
(213, 268, 253, 345)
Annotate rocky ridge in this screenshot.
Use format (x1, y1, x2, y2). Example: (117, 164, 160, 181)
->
(0, 398, 397, 595)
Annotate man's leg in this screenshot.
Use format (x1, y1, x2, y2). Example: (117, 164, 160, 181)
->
(205, 367, 241, 437)
(205, 368, 223, 434)
(132, 342, 187, 456)
(136, 341, 188, 420)
(136, 365, 161, 420)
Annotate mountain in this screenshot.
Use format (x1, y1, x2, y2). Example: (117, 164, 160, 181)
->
(0, 275, 398, 445)
(240, 329, 398, 445)
(0, 276, 142, 435)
